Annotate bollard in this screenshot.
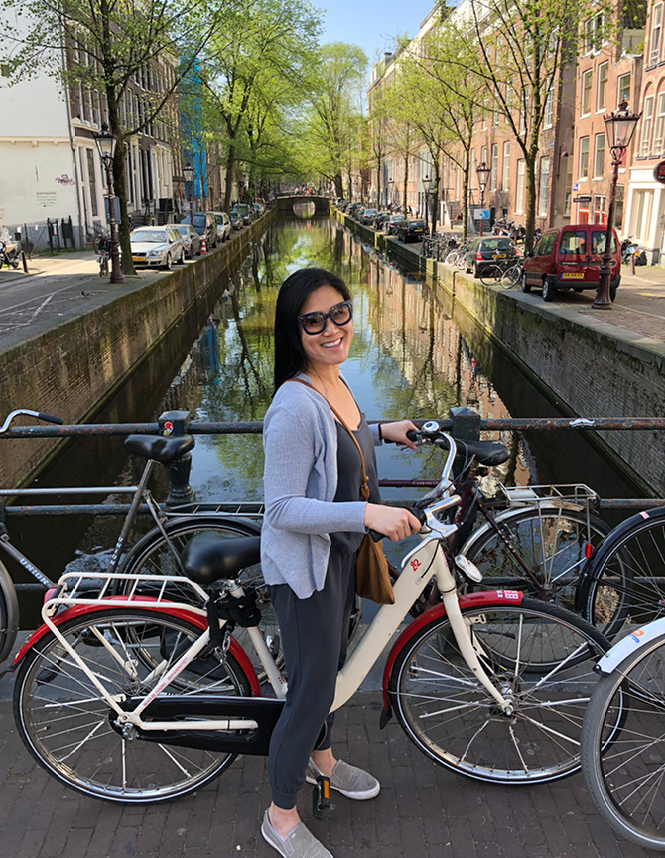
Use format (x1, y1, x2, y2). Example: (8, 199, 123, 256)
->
(159, 410, 195, 506)
(448, 406, 481, 441)
(21, 251, 28, 273)
(631, 252, 636, 276)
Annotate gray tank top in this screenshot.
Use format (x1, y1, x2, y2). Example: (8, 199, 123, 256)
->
(330, 418, 381, 554)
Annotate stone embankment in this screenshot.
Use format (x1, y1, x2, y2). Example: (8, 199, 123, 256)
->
(334, 208, 665, 497)
(0, 210, 276, 489)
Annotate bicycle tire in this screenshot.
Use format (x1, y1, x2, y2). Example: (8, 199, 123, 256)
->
(455, 252, 467, 270)
(117, 516, 277, 679)
(13, 608, 252, 803)
(581, 631, 665, 850)
(444, 250, 459, 266)
(461, 507, 610, 613)
(583, 508, 665, 640)
(501, 264, 521, 289)
(389, 597, 611, 783)
(0, 559, 19, 664)
(479, 265, 502, 286)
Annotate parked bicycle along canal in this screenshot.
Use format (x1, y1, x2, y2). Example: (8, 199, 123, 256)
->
(8, 216, 639, 624)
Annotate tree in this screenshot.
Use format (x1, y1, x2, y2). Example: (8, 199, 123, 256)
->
(199, 0, 320, 211)
(1, 0, 222, 273)
(306, 42, 368, 198)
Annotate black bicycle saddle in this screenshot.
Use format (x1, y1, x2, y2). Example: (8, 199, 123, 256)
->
(123, 434, 194, 463)
(454, 439, 510, 467)
(181, 533, 262, 586)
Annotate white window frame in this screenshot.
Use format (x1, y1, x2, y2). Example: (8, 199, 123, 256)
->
(544, 89, 554, 128)
(618, 73, 631, 107)
(597, 63, 608, 112)
(593, 133, 605, 179)
(579, 136, 590, 180)
(538, 157, 551, 218)
(516, 159, 526, 214)
(502, 141, 511, 191)
(655, 92, 665, 157)
(581, 70, 593, 117)
(641, 95, 654, 155)
(651, 5, 663, 66)
(490, 144, 498, 192)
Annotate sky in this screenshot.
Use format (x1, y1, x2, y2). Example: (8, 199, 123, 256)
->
(318, 1, 437, 64)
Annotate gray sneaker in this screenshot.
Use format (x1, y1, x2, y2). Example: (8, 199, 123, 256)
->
(261, 810, 333, 858)
(305, 758, 380, 800)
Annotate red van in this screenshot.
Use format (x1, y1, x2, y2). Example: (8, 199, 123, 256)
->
(522, 225, 621, 302)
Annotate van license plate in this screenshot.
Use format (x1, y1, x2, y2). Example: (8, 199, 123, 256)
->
(561, 272, 584, 279)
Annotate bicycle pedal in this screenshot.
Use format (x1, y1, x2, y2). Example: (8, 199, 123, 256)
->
(312, 775, 334, 819)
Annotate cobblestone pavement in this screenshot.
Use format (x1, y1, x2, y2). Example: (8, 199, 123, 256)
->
(0, 688, 657, 858)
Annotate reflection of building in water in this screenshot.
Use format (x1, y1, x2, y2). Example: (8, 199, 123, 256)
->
(195, 317, 221, 381)
(340, 229, 530, 484)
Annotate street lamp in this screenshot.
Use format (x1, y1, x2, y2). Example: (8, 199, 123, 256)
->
(593, 100, 641, 310)
(422, 175, 433, 234)
(476, 161, 491, 237)
(94, 122, 124, 283)
(183, 162, 194, 226)
(388, 177, 394, 211)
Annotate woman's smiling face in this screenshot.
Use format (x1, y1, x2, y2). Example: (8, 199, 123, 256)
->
(299, 285, 353, 372)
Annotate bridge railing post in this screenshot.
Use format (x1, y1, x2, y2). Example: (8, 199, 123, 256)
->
(159, 410, 194, 507)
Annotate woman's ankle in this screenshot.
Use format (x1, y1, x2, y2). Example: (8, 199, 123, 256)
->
(268, 803, 300, 840)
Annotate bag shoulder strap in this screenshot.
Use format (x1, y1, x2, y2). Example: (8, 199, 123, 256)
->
(286, 378, 370, 500)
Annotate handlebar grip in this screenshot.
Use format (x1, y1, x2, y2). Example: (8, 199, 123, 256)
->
(406, 429, 419, 442)
(36, 413, 63, 425)
(369, 529, 383, 542)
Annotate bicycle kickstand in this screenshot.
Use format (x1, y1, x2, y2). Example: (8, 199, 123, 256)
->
(312, 775, 334, 819)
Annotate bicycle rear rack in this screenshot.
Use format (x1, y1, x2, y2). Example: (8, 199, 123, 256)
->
(500, 483, 600, 511)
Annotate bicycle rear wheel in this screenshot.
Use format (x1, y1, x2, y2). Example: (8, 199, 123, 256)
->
(583, 510, 665, 640)
(461, 507, 610, 612)
(389, 598, 611, 783)
(479, 265, 502, 286)
(501, 264, 521, 289)
(582, 632, 665, 850)
(14, 609, 252, 803)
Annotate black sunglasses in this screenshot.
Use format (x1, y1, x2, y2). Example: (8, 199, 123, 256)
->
(298, 300, 353, 335)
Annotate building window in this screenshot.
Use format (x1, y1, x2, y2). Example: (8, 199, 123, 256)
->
(655, 92, 665, 157)
(481, 97, 487, 131)
(538, 156, 551, 218)
(490, 144, 498, 191)
(564, 172, 573, 216)
(86, 149, 98, 217)
(593, 195, 606, 224)
(581, 70, 593, 116)
(502, 141, 511, 191)
(614, 185, 625, 230)
(618, 73, 631, 107)
(584, 14, 605, 54)
(641, 95, 654, 155)
(579, 136, 590, 179)
(469, 150, 476, 190)
(597, 63, 608, 111)
(544, 89, 554, 128)
(651, 5, 663, 66)
(481, 145, 488, 172)
(516, 159, 526, 213)
(594, 133, 605, 178)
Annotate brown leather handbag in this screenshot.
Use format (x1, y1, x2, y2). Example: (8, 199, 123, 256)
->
(288, 379, 395, 604)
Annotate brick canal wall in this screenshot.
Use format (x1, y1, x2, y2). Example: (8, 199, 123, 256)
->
(0, 210, 277, 489)
(334, 209, 665, 497)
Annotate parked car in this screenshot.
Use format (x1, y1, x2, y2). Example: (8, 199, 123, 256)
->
(229, 211, 242, 231)
(521, 224, 621, 302)
(130, 226, 186, 269)
(374, 211, 390, 230)
(252, 202, 264, 219)
(180, 212, 218, 249)
(212, 212, 232, 242)
(396, 219, 427, 243)
(465, 236, 517, 278)
(361, 208, 377, 225)
(385, 214, 405, 235)
(173, 223, 201, 258)
(233, 204, 252, 225)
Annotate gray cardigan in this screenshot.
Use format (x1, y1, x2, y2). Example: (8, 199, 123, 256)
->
(261, 372, 381, 598)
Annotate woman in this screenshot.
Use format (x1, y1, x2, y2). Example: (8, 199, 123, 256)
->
(261, 268, 421, 858)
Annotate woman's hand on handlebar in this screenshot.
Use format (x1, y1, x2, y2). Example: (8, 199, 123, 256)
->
(363, 503, 421, 542)
(380, 420, 419, 450)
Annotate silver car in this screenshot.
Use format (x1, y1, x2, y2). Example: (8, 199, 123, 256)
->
(130, 226, 186, 269)
(212, 212, 232, 242)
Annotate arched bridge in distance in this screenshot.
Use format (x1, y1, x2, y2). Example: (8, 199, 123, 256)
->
(275, 195, 331, 218)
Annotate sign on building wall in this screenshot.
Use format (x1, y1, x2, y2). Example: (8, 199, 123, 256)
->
(653, 161, 665, 184)
(36, 192, 58, 208)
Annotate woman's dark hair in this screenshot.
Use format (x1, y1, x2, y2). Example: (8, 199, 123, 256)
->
(273, 267, 351, 392)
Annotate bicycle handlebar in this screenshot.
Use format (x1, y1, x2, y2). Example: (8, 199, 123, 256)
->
(0, 410, 64, 435)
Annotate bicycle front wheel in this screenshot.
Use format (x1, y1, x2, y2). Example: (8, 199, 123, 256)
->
(501, 265, 521, 289)
(582, 632, 665, 850)
(14, 609, 252, 803)
(461, 507, 610, 612)
(389, 598, 610, 783)
(584, 509, 665, 640)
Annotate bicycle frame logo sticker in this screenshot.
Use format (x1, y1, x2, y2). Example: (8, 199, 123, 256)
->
(495, 590, 521, 600)
(163, 421, 174, 436)
(410, 558, 421, 572)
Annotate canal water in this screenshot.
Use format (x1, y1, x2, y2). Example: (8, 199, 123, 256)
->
(7, 216, 638, 622)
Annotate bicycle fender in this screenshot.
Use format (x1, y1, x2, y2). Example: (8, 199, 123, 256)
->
(11, 598, 261, 696)
(575, 507, 665, 612)
(595, 617, 665, 675)
(380, 590, 524, 717)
